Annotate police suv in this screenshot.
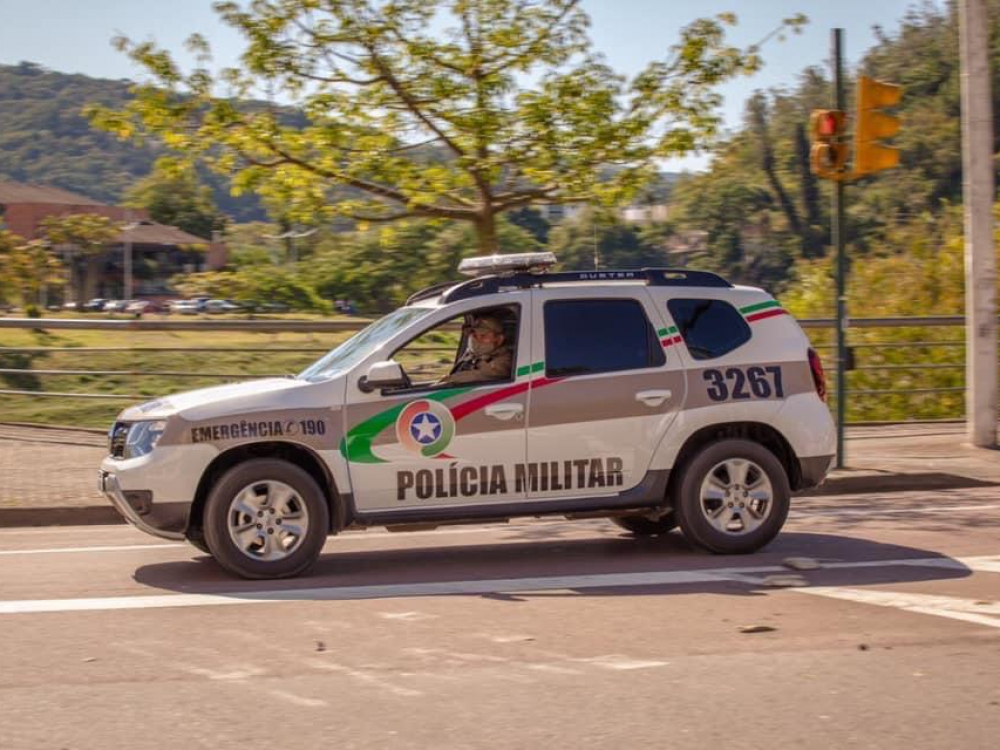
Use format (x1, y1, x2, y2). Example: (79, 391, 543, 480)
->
(100, 253, 835, 579)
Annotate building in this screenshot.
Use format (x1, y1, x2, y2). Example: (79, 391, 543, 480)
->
(0, 180, 226, 302)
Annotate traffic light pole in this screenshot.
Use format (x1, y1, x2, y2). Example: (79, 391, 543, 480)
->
(832, 28, 847, 468)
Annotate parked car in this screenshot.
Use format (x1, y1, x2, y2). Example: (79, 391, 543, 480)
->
(82, 298, 109, 312)
(204, 299, 241, 314)
(171, 300, 201, 315)
(125, 300, 153, 315)
(103, 300, 132, 313)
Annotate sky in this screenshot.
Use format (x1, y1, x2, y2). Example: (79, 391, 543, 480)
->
(0, 0, 938, 170)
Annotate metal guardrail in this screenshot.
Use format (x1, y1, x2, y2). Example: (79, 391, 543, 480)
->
(0, 317, 370, 332)
(0, 317, 997, 420)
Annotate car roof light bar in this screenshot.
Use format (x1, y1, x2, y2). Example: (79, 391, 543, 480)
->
(457, 252, 557, 277)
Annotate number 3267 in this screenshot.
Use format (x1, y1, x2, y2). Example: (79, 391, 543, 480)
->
(703, 366, 784, 401)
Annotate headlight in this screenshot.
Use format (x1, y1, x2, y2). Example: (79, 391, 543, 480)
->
(123, 420, 168, 459)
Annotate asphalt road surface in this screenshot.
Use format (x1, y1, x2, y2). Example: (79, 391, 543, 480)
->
(2, 487, 999, 749)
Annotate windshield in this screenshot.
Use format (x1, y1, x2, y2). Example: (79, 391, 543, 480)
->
(298, 306, 434, 382)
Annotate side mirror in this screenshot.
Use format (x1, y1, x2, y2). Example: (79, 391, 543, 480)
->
(359, 361, 407, 393)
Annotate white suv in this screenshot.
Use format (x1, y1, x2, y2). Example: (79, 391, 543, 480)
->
(100, 254, 835, 579)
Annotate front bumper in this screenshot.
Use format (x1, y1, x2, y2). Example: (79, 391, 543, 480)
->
(99, 471, 187, 541)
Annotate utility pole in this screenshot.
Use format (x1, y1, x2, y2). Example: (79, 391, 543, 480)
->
(959, 0, 997, 447)
(832, 28, 848, 468)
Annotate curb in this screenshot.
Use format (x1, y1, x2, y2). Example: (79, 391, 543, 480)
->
(0, 506, 124, 528)
(799, 470, 998, 497)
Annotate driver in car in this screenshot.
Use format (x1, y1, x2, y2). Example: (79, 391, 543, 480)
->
(443, 315, 513, 384)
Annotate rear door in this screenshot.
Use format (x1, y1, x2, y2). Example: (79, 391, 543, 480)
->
(523, 288, 686, 500)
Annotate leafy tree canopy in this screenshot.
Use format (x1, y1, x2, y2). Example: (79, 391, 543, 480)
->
(91, 0, 805, 252)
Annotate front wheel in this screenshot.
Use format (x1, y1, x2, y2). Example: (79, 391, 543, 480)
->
(203, 458, 330, 579)
(674, 439, 790, 554)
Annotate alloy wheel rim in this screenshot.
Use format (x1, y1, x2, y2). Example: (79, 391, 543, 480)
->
(698, 458, 773, 535)
(227, 480, 310, 561)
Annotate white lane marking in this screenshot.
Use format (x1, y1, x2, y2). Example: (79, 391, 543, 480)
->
(311, 660, 422, 697)
(0, 543, 182, 556)
(795, 588, 1000, 630)
(572, 655, 669, 671)
(0, 555, 988, 616)
(958, 556, 1000, 574)
(268, 689, 328, 708)
(379, 611, 437, 622)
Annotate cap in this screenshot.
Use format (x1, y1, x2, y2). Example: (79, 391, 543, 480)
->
(470, 316, 503, 334)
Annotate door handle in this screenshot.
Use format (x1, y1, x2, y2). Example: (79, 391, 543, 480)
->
(484, 402, 524, 421)
(635, 390, 672, 407)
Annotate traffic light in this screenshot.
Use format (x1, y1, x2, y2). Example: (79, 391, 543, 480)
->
(854, 75, 901, 176)
(809, 109, 849, 179)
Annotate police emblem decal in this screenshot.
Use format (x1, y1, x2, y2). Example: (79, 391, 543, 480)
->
(395, 400, 455, 457)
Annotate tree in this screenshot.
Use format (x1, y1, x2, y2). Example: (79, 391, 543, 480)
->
(91, 1, 805, 252)
(123, 165, 226, 239)
(39, 214, 120, 302)
(548, 208, 666, 270)
(0, 229, 65, 309)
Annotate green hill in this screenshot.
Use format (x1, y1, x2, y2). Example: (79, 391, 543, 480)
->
(0, 61, 265, 222)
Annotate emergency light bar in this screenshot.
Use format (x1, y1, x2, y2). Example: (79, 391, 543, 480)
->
(457, 252, 557, 277)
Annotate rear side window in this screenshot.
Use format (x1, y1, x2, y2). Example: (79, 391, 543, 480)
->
(667, 298, 751, 360)
(545, 299, 665, 377)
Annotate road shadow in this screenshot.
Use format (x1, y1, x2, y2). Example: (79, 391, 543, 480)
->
(133, 530, 972, 602)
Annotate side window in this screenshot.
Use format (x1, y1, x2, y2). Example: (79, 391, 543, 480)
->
(545, 299, 665, 378)
(391, 305, 518, 388)
(667, 298, 751, 360)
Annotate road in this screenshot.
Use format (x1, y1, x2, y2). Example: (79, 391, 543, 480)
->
(1, 486, 999, 749)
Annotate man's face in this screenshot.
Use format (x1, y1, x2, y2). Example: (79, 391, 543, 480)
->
(468, 322, 503, 353)
(472, 327, 502, 348)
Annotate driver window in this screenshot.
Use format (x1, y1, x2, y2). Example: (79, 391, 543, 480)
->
(392, 305, 519, 389)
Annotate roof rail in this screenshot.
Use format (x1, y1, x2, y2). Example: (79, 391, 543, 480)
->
(432, 267, 731, 304)
(405, 280, 463, 306)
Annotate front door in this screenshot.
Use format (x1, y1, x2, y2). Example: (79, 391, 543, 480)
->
(523, 288, 686, 500)
(343, 297, 532, 512)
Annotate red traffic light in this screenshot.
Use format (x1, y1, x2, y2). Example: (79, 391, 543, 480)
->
(816, 111, 839, 137)
(810, 109, 847, 141)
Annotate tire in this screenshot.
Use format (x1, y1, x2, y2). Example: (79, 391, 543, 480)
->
(187, 535, 210, 555)
(203, 458, 330, 579)
(612, 515, 678, 536)
(674, 439, 790, 554)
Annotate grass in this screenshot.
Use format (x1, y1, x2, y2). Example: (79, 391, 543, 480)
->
(0, 323, 360, 428)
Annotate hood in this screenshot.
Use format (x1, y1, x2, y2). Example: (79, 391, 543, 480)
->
(118, 377, 340, 422)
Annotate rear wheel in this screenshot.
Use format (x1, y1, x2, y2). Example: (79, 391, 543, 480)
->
(612, 515, 678, 536)
(203, 458, 329, 579)
(674, 439, 790, 554)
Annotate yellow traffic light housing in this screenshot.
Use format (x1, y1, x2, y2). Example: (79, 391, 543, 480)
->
(854, 75, 901, 176)
(809, 109, 849, 179)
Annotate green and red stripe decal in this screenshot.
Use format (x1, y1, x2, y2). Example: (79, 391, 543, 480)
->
(740, 299, 788, 323)
(340, 361, 560, 464)
(657, 326, 683, 348)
